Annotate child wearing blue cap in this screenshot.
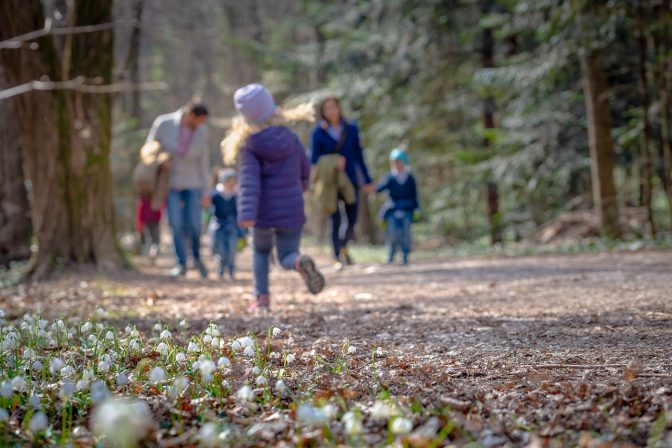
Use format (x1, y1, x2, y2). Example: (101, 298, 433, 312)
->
(376, 148, 419, 265)
(210, 168, 241, 279)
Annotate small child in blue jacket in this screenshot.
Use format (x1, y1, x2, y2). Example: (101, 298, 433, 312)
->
(210, 169, 241, 279)
(376, 148, 419, 265)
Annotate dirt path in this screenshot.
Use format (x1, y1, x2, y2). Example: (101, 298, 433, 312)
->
(2, 249, 671, 445)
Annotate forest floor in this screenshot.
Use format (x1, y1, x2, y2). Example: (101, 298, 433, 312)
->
(1, 247, 672, 446)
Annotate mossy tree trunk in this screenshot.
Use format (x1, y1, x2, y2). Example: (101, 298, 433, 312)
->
(0, 0, 125, 279)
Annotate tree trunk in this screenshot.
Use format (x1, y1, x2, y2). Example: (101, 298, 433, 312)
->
(655, 0, 672, 227)
(0, 0, 125, 279)
(580, 50, 621, 238)
(125, 0, 144, 127)
(636, 4, 657, 237)
(480, 0, 502, 245)
(0, 68, 32, 267)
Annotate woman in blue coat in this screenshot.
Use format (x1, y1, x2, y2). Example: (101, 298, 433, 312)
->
(310, 97, 375, 269)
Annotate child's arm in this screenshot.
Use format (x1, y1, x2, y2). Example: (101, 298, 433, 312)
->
(375, 174, 391, 193)
(298, 136, 311, 192)
(237, 147, 261, 226)
(409, 175, 420, 210)
(310, 129, 323, 165)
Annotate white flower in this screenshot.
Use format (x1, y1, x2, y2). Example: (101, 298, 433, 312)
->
(61, 365, 75, 378)
(199, 360, 216, 384)
(187, 341, 199, 353)
(322, 404, 337, 419)
(391, 417, 413, 434)
(343, 412, 362, 435)
(238, 336, 254, 348)
(297, 404, 327, 427)
(88, 335, 98, 344)
(219, 339, 226, 350)
(198, 422, 220, 448)
(23, 348, 36, 359)
(105, 331, 115, 341)
(0, 381, 11, 398)
(11, 376, 27, 392)
(149, 367, 165, 384)
(125, 325, 133, 334)
(96, 323, 104, 332)
(175, 352, 186, 363)
(153, 323, 162, 332)
(160, 330, 172, 340)
(251, 366, 261, 375)
(83, 369, 95, 382)
(217, 357, 231, 368)
(28, 411, 48, 433)
(81, 322, 92, 334)
(156, 343, 169, 356)
(92, 398, 154, 447)
(168, 376, 189, 400)
(286, 353, 296, 364)
(206, 325, 220, 337)
(375, 347, 384, 357)
(97, 361, 110, 373)
(0, 408, 7, 422)
(76, 379, 90, 392)
(116, 374, 129, 386)
(236, 385, 254, 402)
(31, 360, 43, 372)
(231, 340, 241, 351)
(60, 382, 75, 400)
(192, 361, 201, 371)
(275, 379, 287, 394)
(272, 327, 281, 337)
(2, 332, 17, 350)
(130, 329, 139, 338)
(178, 320, 187, 329)
(28, 394, 41, 409)
(243, 346, 255, 357)
(347, 345, 357, 355)
(49, 357, 64, 375)
(255, 375, 267, 386)
(370, 400, 394, 420)
(91, 381, 109, 404)
(202, 334, 213, 344)
(210, 337, 220, 348)
(128, 339, 140, 351)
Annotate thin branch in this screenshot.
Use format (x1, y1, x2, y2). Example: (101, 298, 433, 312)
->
(0, 78, 166, 101)
(0, 19, 137, 50)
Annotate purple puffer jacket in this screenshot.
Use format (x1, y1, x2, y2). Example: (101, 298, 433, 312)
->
(238, 126, 310, 229)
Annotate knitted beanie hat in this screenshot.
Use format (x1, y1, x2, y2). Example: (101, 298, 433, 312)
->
(233, 83, 277, 125)
(218, 168, 237, 184)
(389, 148, 410, 165)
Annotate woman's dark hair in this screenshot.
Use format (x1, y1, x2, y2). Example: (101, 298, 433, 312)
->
(187, 102, 209, 117)
(319, 96, 343, 123)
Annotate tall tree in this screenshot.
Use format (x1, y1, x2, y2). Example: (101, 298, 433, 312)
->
(580, 49, 621, 238)
(0, 0, 125, 278)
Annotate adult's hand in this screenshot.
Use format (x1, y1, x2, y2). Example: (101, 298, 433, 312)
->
(239, 220, 255, 228)
(362, 183, 376, 194)
(337, 155, 346, 170)
(200, 194, 211, 209)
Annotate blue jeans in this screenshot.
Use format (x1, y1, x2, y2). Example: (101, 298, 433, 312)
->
(214, 222, 238, 277)
(252, 227, 303, 296)
(386, 210, 412, 263)
(330, 195, 358, 259)
(167, 188, 202, 268)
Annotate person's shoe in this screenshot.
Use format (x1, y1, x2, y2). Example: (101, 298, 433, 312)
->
(333, 261, 344, 272)
(195, 259, 208, 279)
(248, 294, 270, 312)
(296, 255, 325, 295)
(148, 244, 159, 259)
(339, 247, 354, 266)
(170, 265, 187, 277)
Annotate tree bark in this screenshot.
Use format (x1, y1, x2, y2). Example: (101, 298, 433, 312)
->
(125, 0, 144, 127)
(480, 0, 502, 245)
(580, 50, 621, 238)
(0, 68, 32, 267)
(654, 0, 672, 227)
(636, 4, 657, 237)
(0, 0, 125, 279)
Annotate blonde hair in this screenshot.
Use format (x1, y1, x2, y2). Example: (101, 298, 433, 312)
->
(221, 102, 315, 165)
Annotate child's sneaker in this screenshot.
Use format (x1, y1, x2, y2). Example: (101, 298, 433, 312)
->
(296, 255, 325, 295)
(248, 294, 270, 312)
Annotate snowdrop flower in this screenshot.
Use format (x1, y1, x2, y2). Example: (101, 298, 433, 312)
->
(251, 366, 261, 375)
(375, 347, 384, 357)
(83, 369, 95, 382)
(0, 409, 7, 423)
(91, 381, 109, 404)
(0, 381, 11, 399)
(168, 376, 189, 400)
(297, 404, 327, 427)
(149, 367, 166, 384)
(28, 394, 41, 409)
(217, 357, 231, 368)
(198, 422, 220, 448)
(159, 330, 172, 340)
(231, 339, 241, 351)
(2, 332, 17, 350)
(23, 348, 36, 359)
(370, 400, 394, 420)
(128, 339, 140, 351)
(116, 373, 129, 386)
(210, 337, 220, 348)
(272, 327, 281, 337)
(178, 320, 187, 329)
(187, 341, 199, 353)
(96, 323, 104, 332)
(347, 345, 357, 355)
(286, 353, 296, 364)
(192, 361, 201, 371)
(61, 365, 75, 379)
(322, 404, 337, 419)
(28, 411, 48, 433)
(88, 335, 98, 344)
(81, 322, 92, 334)
(130, 329, 139, 338)
(343, 412, 363, 435)
(156, 342, 169, 356)
(238, 336, 254, 348)
(105, 331, 115, 341)
(60, 381, 75, 401)
(95, 307, 107, 318)
(206, 325, 220, 337)
(275, 379, 287, 394)
(92, 398, 154, 448)
(243, 346, 255, 357)
(11, 376, 27, 392)
(255, 375, 267, 386)
(125, 325, 133, 334)
(153, 323, 162, 332)
(76, 379, 90, 392)
(199, 360, 216, 384)
(175, 352, 186, 363)
(391, 417, 413, 434)
(236, 385, 254, 402)
(31, 360, 43, 372)
(49, 357, 64, 375)
(202, 334, 213, 344)
(97, 361, 110, 373)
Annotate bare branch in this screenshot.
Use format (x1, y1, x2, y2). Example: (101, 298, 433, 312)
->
(0, 78, 166, 101)
(0, 20, 137, 50)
